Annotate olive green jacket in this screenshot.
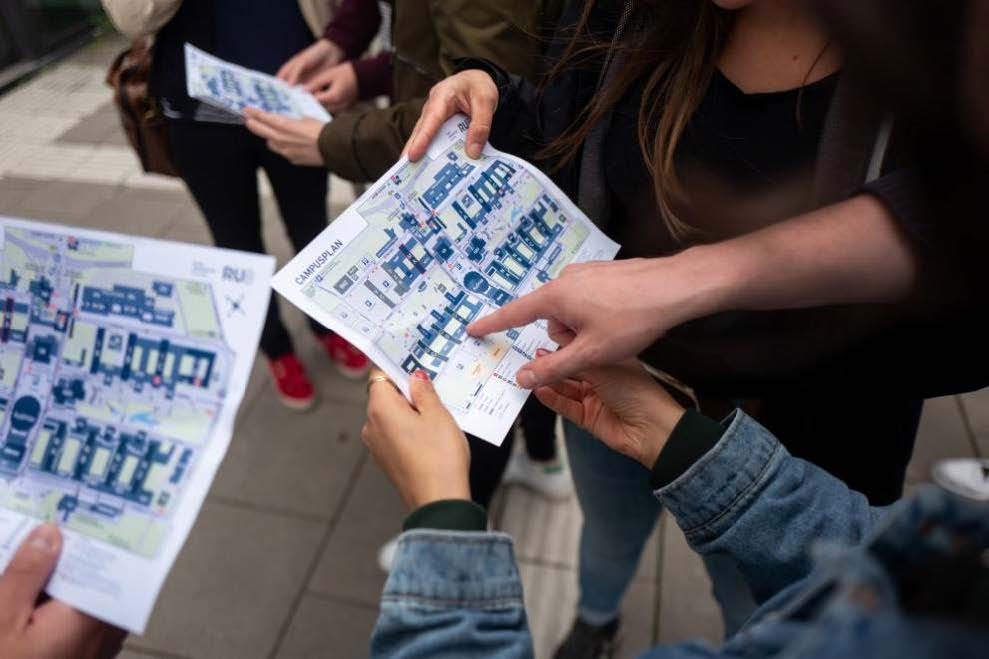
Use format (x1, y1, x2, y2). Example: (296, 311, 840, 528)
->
(317, 0, 554, 181)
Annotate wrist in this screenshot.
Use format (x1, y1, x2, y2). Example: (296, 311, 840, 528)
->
(663, 244, 744, 323)
(321, 38, 344, 64)
(639, 405, 685, 468)
(408, 481, 471, 510)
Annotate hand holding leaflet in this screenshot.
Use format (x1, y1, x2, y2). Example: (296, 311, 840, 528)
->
(271, 115, 619, 445)
(184, 43, 331, 122)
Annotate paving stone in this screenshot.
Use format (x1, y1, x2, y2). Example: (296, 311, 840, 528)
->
(617, 580, 657, 659)
(308, 460, 406, 606)
(959, 387, 989, 440)
(82, 186, 193, 236)
(499, 485, 582, 568)
(13, 178, 117, 221)
(518, 560, 575, 659)
(241, 355, 270, 413)
(133, 500, 324, 659)
(907, 396, 977, 487)
(211, 392, 367, 518)
(274, 595, 378, 659)
(76, 145, 142, 185)
(0, 115, 80, 146)
(117, 649, 169, 659)
(0, 176, 48, 215)
(105, 128, 131, 147)
(519, 560, 654, 659)
(3, 143, 97, 180)
(123, 171, 188, 191)
(260, 196, 301, 266)
(158, 209, 213, 245)
(72, 34, 129, 65)
(656, 513, 723, 645)
(57, 100, 121, 145)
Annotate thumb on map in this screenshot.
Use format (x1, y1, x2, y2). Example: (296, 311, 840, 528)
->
(410, 370, 443, 415)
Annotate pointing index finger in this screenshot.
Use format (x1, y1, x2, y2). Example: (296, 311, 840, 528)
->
(467, 287, 551, 337)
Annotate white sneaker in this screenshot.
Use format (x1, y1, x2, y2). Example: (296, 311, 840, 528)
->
(377, 535, 399, 573)
(503, 450, 573, 501)
(933, 458, 989, 501)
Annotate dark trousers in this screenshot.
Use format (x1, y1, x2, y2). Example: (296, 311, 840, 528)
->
(468, 397, 559, 508)
(169, 120, 330, 358)
(756, 392, 923, 505)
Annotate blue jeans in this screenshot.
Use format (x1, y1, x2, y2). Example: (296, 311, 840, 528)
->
(564, 420, 757, 634)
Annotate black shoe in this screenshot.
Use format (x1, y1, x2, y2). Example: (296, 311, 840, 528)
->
(552, 617, 620, 659)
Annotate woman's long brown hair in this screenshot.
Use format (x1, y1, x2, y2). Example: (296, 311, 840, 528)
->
(539, 1, 732, 240)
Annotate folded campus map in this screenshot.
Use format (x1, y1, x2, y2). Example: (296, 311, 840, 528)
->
(272, 115, 619, 444)
(184, 43, 331, 122)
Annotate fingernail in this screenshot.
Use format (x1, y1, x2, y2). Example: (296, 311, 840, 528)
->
(517, 370, 537, 389)
(535, 348, 551, 358)
(469, 142, 484, 158)
(413, 369, 430, 381)
(28, 524, 58, 553)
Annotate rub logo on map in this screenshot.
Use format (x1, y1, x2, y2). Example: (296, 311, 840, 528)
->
(222, 266, 254, 285)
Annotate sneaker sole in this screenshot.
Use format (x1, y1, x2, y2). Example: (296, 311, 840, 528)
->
(274, 390, 318, 412)
(503, 478, 573, 502)
(335, 363, 372, 380)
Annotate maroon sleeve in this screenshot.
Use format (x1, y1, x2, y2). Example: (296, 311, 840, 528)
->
(322, 0, 381, 60)
(352, 50, 393, 100)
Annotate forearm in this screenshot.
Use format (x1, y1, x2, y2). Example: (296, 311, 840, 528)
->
(674, 193, 918, 320)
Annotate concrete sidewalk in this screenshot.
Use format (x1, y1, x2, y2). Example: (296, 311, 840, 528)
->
(0, 35, 984, 659)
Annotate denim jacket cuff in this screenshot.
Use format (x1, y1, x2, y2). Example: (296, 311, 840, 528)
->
(654, 410, 785, 543)
(383, 530, 523, 608)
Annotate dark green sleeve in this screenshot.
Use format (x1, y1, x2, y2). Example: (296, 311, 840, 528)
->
(650, 409, 727, 490)
(403, 499, 488, 532)
(317, 98, 426, 182)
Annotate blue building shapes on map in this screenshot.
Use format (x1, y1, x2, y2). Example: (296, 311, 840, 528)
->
(401, 290, 484, 378)
(421, 155, 476, 210)
(485, 194, 566, 290)
(463, 271, 511, 307)
(82, 284, 175, 327)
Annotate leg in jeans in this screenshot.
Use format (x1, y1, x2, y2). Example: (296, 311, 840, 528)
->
(564, 419, 661, 625)
(519, 397, 557, 461)
(258, 142, 332, 339)
(566, 415, 757, 634)
(168, 121, 294, 358)
(699, 553, 758, 636)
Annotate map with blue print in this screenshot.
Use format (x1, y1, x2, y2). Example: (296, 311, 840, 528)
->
(184, 43, 331, 122)
(0, 226, 232, 557)
(273, 116, 619, 444)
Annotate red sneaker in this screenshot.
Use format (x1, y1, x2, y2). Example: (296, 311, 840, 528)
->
(267, 353, 316, 410)
(319, 334, 371, 379)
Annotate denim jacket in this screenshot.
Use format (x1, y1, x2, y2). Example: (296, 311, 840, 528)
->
(369, 411, 989, 658)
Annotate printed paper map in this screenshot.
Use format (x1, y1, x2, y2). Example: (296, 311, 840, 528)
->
(184, 43, 331, 121)
(272, 116, 619, 445)
(0, 216, 273, 632)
